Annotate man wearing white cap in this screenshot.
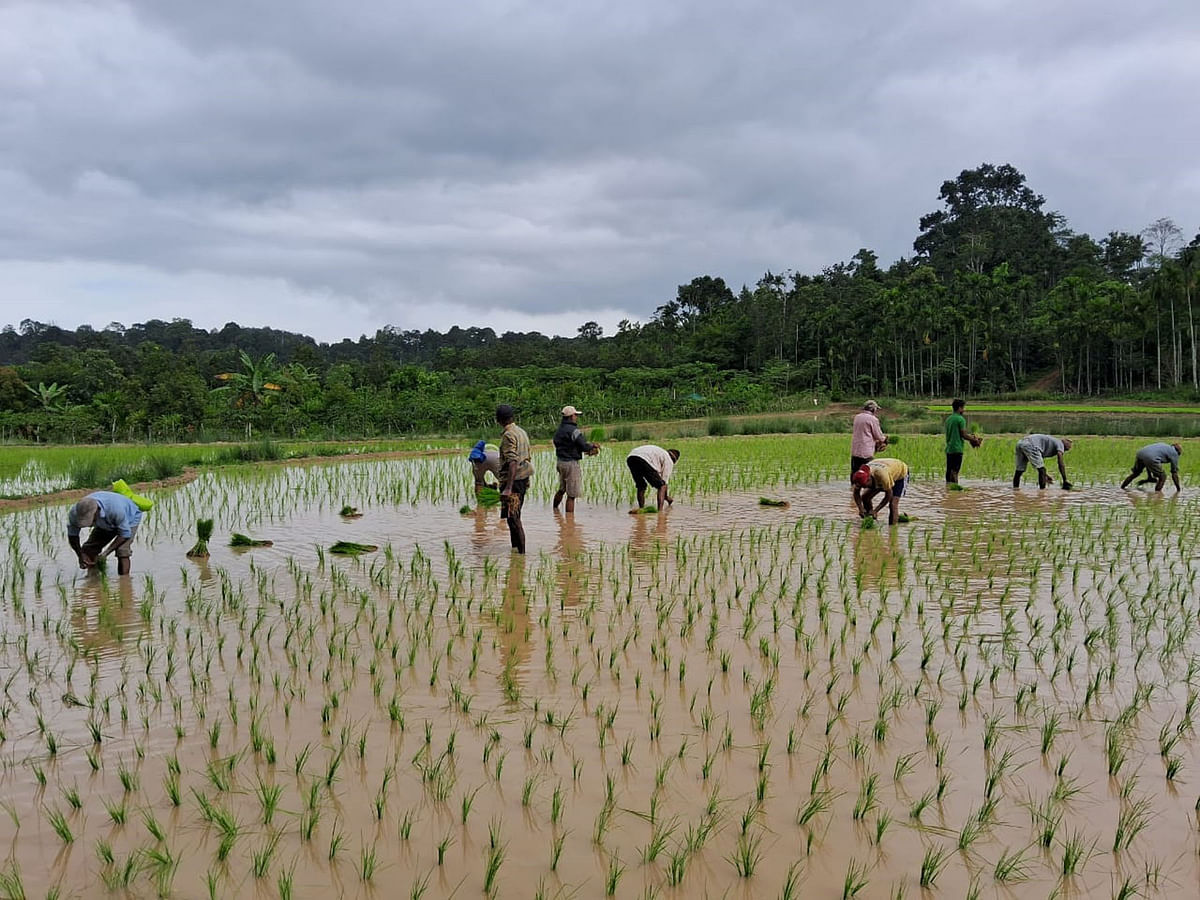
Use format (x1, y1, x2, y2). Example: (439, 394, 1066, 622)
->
(67, 491, 144, 576)
(552, 405, 600, 514)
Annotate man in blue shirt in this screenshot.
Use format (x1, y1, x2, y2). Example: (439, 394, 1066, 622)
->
(67, 491, 144, 575)
(1121, 442, 1182, 494)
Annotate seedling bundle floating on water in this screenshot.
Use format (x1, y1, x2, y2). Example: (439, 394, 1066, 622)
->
(229, 533, 273, 547)
(629, 506, 659, 515)
(186, 519, 214, 558)
(758, 497, 789, 508)
(339, 505, 363, 518)
(329, 541, 378, 555)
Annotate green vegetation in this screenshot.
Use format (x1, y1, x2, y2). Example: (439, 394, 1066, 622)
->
(328, 541, 379, 555)
(186, 519, 214, 558)
(0, 439, 452, 499)
(229, 533, 272, 547)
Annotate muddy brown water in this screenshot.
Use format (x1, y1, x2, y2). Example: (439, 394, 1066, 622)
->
(0, 465, 1198, 898)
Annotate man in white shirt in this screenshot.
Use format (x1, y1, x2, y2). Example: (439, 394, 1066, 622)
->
(625, 445, 680, 510)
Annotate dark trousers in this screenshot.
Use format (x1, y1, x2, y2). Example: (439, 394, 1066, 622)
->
(945, 452, 963, 482)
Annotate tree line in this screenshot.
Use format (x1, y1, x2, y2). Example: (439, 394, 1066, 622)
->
(2, 163, 1197, 443)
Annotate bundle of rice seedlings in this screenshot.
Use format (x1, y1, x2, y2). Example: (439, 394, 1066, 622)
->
(459, 505, 473, 515)
(860, 515, 877, 530)
(947, 483, 969, 492)
(186, 519, 214, 558)
(229, 533, 273, 547)
(329, 541, 379, 555)
(758, 497, 789, 508)
(476, 487, 502, 509)
(897, 513, 917, 523)
(339, 505, 363, 518)
(628, 506, 659, 515)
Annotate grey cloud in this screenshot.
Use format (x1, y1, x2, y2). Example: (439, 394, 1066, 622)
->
(1, 0, 1198, 338)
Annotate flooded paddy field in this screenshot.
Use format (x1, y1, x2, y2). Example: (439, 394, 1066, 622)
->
(1, 435, 1198, 898)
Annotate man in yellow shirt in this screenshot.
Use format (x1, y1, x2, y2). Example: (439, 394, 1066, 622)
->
(851, 458, 909, 525)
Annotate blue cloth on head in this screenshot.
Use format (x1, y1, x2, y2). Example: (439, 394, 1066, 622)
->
(468, 440, 487, 462)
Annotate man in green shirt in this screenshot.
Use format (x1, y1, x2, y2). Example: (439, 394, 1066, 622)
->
(944, 398, 981, 484)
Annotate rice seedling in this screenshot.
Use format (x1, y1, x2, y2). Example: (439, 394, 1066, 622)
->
(329, 541, 379, 555)
(842, 859, 868, 898)
(919, 845, 949, 887)
(993, 845, 1032, 882)
(359, 842, 379, 881)
(483, 842, 506, 895)
(186, 518, 214, 558)
(45, 807, 72, 844)
(230, 533, 273, 547)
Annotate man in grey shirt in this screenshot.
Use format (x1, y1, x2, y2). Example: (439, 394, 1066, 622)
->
(1121, 442, 1182, 493)
(1013, 434, 1073, 489)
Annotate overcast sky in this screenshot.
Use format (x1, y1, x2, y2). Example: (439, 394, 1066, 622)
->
(1, 0, 1197, 343)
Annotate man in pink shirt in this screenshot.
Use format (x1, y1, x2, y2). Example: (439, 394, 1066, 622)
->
(850, 400, 888, 478)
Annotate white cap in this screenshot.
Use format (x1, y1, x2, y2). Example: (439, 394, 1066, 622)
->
(562, 405, 581, 417)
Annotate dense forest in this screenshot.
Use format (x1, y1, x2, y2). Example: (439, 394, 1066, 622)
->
(2, 164, 1198, 443)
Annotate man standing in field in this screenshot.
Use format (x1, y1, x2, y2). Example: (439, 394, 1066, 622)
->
(67, 491, 143, 576)
(852, 458, 909, 525)
(1013, 434, 1073, 489)
(944, 398, 982, 484)
(626, 444, 680, 511)
(468, 440, 502, 497)
(552, 405, 600, 514)
(1121, 442, 1182, 494)
(496, 404, 533, 554)
(851, 400, 888, 478)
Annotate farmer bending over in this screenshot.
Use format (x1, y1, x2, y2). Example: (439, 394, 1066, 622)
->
(67, 492, 143, 576)
(852, 458, 909, 525)
(626, 445, 680, 511)
(1012, 434, 1073, 489)
(1121, 442, 1182, 494)
(496, 404, 533, 554)
(468, 440, 502, 497)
